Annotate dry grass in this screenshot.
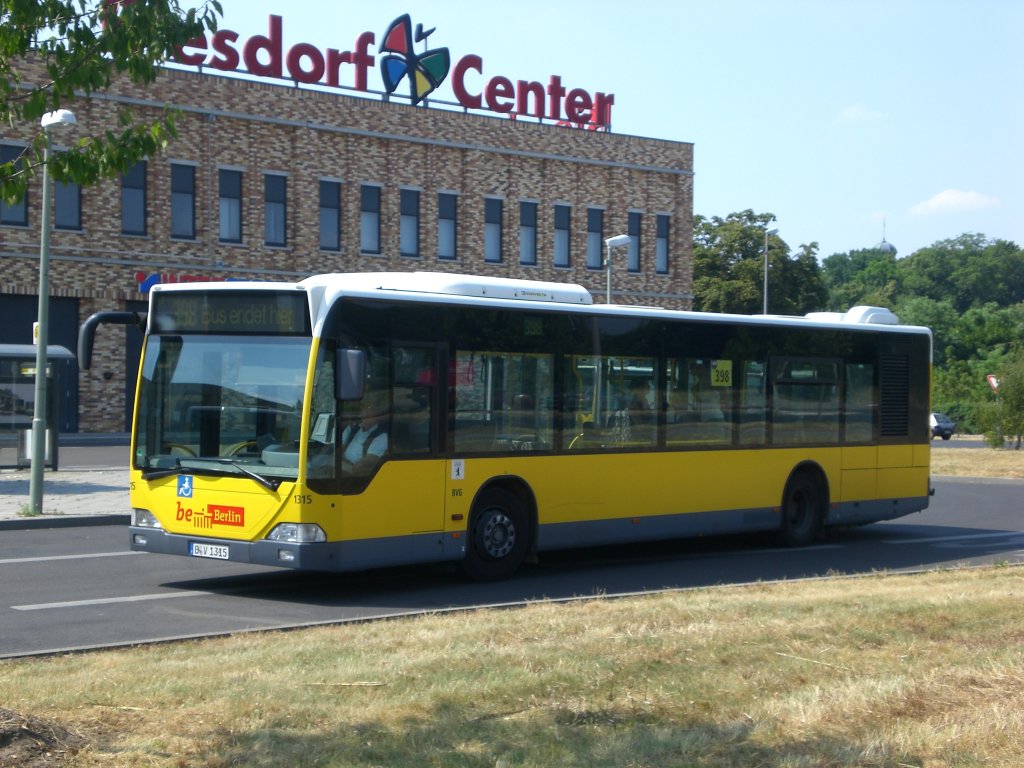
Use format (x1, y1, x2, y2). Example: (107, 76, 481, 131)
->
(3, 438, 1022, 766)
(4, 568, 1024, 766)
(930, 437, 1024, 479)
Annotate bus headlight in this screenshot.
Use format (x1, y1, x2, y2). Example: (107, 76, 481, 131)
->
(266, 523, 326, 543)
(132, 508, 162, 529)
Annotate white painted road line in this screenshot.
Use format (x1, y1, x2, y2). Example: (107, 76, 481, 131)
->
(0, 551, 142, 565)
(883, 531, 1024, 545)
(12, 590, 212, 611)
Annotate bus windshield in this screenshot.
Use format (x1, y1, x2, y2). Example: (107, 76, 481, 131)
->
(134, 334, 311, 481)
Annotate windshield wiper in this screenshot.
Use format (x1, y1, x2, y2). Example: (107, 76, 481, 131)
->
(141, 463, 182, 481)
(195, 458, 282, 491)
(141, 457, 282, 491)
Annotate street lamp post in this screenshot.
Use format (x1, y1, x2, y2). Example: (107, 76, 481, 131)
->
(29, 109, 76, 515)
(762, 226, 778, 315)
(604, 234, 631, 304)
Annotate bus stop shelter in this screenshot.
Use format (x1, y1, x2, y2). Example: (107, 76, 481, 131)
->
(0, 344, 75, 471)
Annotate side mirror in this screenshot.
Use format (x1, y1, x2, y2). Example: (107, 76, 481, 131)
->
(335, 348, 366, 400)
(78, 311, 147, 370)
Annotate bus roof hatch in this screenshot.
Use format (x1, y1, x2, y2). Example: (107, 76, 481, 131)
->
(805, 306, 901, 325)
(338, 272, 594, 305)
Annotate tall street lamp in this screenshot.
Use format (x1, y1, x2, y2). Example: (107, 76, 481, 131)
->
(604, 233, 631, 304)
(762, 226, 778, 315)
(29, 108, 76, 515)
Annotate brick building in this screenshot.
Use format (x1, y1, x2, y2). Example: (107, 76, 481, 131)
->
(1, 54, 694, 434)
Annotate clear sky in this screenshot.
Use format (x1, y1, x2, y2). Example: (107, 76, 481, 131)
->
(205, 0, 1023, 260)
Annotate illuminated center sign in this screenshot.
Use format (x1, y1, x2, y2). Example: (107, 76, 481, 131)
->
(174, 13, 615, 129)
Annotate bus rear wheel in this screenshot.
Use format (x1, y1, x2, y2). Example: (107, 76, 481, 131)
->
(780, 471, 825, 547)
(459, 488, 530, 581)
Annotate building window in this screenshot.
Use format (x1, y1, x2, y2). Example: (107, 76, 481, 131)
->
(319, 180, 341, 251)
(121, 160, 146, 236)
(264, 173, 287, 247)
(656, 214, 670, 274)
(360, 184, 381, 253)
(54, 181, 81, 231)
(170, 163, 195, 239)
(438, 192, 457, 260)
(400, 188, 420, 258)
(485, 197, 503, 263)
(628, 211, 642, 272)
(519, 201, 537, 265)
(586, 207, 604, 269)
(553, 204, 571, 268)
(219, 168, 242, 243)
(0, 145, 27, 226)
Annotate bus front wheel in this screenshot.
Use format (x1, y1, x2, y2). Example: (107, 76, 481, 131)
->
(780, 471, 825, 547)
(459, 488, 530, 581)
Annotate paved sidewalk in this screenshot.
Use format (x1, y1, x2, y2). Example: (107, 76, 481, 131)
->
(0, 468, 130, 529)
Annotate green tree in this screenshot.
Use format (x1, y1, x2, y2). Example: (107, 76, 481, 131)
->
(997, 346, 1024, 448)
(897, 299, 1024, 432)
(693, 210, 827, 315)
(1, 0, 221, 201)
(980, 345, 1024, 448)
(898, 234, 1024, 312)
(822, 233, 1024, 433)
(771, 242, 828, 316)
(946, 303, 1017, 364)
(821, 247, 900, 310)
(892, 296, 957, 364)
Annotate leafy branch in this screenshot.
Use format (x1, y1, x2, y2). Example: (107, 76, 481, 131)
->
(0, 0, 221, 202)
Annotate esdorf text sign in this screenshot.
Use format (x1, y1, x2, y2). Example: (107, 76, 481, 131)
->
(173, 12, 614, 129)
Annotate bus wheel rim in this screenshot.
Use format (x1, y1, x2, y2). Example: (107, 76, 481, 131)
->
(481, 511, 515, 559)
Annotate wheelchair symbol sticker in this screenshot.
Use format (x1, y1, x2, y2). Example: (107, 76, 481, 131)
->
(177, 475, 194, 498)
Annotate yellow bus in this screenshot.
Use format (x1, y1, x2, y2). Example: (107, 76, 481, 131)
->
(79, 272, 932, 580)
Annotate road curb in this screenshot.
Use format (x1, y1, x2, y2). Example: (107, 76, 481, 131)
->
(0, 514, 129, 531)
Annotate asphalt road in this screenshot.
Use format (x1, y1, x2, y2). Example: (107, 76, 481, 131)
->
(2, 476, 1023, 659)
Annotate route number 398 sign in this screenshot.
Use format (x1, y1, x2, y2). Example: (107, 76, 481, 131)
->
(710, 360, 733, 387)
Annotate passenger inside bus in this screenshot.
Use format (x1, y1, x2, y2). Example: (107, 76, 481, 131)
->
(626, 378, 654, 425)
(606, 377, 656, 446)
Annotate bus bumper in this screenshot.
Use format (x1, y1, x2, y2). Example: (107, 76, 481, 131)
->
(129, 526, 455, 572)
(129, 526, 343, 570)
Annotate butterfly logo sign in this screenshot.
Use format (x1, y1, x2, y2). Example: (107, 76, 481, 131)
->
(380, 14, 450, 105)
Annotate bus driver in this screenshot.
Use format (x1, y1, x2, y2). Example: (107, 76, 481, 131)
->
(341, 394, 389, 469)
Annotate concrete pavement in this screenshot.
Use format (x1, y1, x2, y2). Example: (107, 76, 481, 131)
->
(0, 468, 130, 529)
(0, 441, 131, 530)
(0, 468, 131, 528)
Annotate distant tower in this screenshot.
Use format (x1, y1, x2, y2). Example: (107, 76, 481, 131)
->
(874, 219, 897, 256)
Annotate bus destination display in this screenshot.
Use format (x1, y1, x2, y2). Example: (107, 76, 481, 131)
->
(152, 291, 310, 335)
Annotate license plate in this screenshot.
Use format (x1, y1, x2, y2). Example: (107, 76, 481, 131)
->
(189, 542, 229, 560)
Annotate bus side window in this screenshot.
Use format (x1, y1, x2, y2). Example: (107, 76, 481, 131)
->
(772, 358, 840, 445)
(666, 359, 730, 447)
(311, 352, 336, 436)
(561, 355, 597, 450)
(391, 347, 434, 454)
(308, 346, 338, 480)
(453, 350, 554, 453)
(739, 360, 766, 446)
(601, 357, 655, 448)
(845, 363, 875, 442)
